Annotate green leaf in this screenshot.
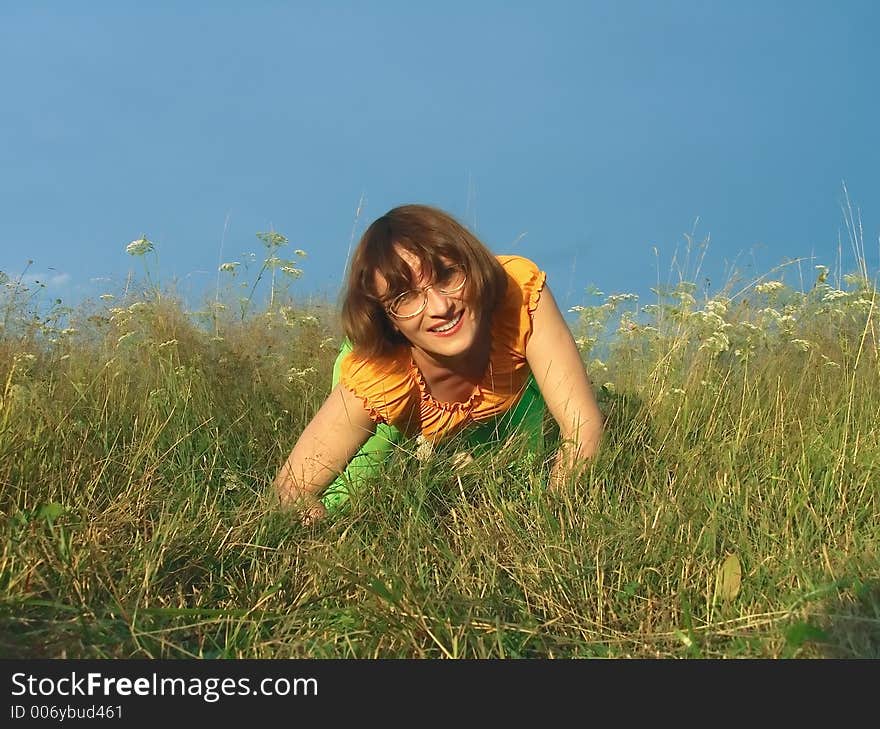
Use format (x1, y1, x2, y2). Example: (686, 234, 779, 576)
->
(785, 621, 828, 648)
(38, 502, 65, 524)
(674, 629, 694, 649)
(716, 553, 742, 602)
(367, 578, 400, 605)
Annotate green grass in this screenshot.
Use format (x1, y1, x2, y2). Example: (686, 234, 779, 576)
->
(1, 248, 878, 658)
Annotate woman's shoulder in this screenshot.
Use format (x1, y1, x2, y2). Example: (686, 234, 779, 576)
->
(337, 345, 419, 425)
(494, 255, 546, 312)
(491, 254, 547, 354)
(339, 344, 411, 384)
(496, 254, 541, 279)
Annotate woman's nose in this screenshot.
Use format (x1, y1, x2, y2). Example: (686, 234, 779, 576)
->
(424, 285, 454, 315)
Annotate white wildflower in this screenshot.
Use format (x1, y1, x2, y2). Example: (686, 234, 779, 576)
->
(755, 281, 785, 295)
(414, 434, 434, 462)
(126, 237, 154, 256)
(790, 339, 812, 352)
(100, 293, 115, 301)
(222, 469, 245, 492)
(820, 354, 840, 368)
(822, 289, 848, 302)
(673, 291, 696, 306)
(605, 293, 639, 306)
(219, 262, 240, 273)
(690, 310, 727, 329)
(294, 249, 307, 258)
(699, 331, 730, 355)
(278, 307, 296, 326)
(286, 366, 317, 383)
(705, 298, 729, 316)
(451, 450, 474, 470)
(280, 265, 302, 278)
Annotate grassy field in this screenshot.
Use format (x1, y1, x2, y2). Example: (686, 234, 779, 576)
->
(1, 238, 878, 658)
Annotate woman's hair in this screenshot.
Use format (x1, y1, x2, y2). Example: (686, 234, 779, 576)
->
(341, 204, 507, 358)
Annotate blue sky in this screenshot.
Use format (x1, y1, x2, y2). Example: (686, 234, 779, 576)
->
(2, 1, 878, 318)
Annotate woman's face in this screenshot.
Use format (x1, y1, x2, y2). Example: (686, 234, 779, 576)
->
(377, 246, 483, 362)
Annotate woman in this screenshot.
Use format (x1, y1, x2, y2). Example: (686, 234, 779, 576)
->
(274, 204, 604, 523)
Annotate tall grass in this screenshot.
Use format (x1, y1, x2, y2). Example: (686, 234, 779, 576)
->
(1, 231, 877, 658)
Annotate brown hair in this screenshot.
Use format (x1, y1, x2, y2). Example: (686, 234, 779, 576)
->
(341, 204, 508, 358)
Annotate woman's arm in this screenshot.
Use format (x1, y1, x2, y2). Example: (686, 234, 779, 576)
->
(274, 383, 376, 522)
(525, 284, 605, 488)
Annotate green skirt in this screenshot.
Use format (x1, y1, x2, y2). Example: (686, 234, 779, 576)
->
(321, 339, 547, 511)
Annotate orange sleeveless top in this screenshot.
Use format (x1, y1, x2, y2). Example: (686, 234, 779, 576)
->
(339, 256, 547, 442)
(339, 255, 546, 442)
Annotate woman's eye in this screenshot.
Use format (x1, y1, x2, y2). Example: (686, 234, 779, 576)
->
(439, 267, 465, 288)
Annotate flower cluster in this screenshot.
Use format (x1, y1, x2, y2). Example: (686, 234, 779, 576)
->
(126, 237, 154, 256)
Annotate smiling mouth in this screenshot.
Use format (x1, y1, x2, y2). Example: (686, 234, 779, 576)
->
(428, 311, 463, 333)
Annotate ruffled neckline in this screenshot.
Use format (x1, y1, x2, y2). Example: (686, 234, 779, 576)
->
(407, 314, 502, 413)
(408, 356, 487, 413)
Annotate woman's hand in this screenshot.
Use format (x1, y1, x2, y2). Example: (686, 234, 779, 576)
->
(300, 498, 328, 527)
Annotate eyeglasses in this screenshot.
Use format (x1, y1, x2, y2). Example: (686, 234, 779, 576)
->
(386, 264, 467, 319)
